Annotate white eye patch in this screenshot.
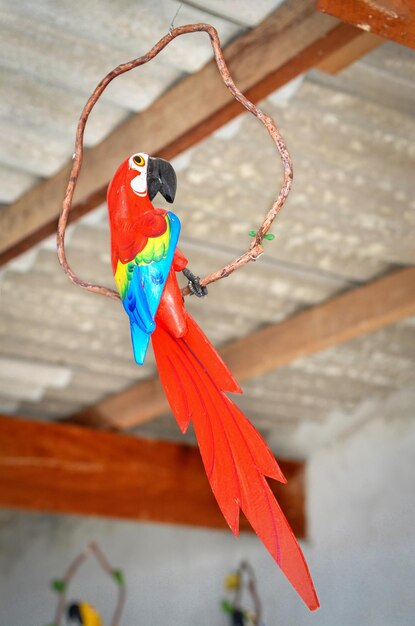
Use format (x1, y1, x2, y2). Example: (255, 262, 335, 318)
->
(130, 174, 147, 196)
(129, 152, 149, 196)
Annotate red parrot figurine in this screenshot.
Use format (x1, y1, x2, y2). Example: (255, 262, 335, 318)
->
(107, 153, 319, 611)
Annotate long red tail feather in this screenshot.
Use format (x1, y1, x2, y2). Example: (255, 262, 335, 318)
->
(152, 311, 319, 611)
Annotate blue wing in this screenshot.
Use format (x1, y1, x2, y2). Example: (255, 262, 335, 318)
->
(123, 212, 181, 365)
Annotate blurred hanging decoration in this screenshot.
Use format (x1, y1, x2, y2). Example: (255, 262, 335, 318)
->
(57, 23, 319, 612)
(46, 542, 126, 626)
(222, 561, 264, 626)
(67, 602, 102, 626)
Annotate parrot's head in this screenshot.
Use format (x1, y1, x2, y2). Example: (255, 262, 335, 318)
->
(67, 602, 82, 623)
(120, 152, 177, 203)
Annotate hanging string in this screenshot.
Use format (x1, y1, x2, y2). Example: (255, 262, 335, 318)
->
(169, 2, 183, 33)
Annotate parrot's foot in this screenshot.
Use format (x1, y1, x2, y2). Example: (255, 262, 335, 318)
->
(182, 268, 208, 298)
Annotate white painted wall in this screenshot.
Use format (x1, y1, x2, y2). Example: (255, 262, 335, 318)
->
(1, 392, 414, 626)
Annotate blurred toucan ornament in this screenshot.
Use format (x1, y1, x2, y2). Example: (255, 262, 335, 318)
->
(107, 153, 319, 611)
(67, 602, 102, 626)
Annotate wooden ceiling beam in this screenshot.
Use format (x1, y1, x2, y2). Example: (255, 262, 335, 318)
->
(318, 0, 415, 48)
(68, 267, 415, 430)
(317, 31, 384, 74)
(0, 0, 369, 266)
(0, 415, 306, 537)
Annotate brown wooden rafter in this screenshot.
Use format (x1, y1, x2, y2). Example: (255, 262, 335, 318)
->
(318, 0, 415, 48)
(0, 415, 306, 537)
(0, 0, 382, 266)
(317, 31, 384, 73)
(67, 267, 415, 431)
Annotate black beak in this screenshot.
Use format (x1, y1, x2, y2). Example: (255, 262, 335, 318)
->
(147, 156, 177, 203)
(67, 603, 82, 624)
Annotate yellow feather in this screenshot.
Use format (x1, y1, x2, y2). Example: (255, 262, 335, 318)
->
(114, 216, 171, 299)
(79, 602, 103, 626)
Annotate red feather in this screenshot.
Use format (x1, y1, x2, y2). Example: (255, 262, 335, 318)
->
(152, 309, 319, 611)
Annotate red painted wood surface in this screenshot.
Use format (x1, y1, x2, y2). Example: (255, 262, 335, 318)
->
(0, 416, 306, 537)
(318, 0, 415, 48)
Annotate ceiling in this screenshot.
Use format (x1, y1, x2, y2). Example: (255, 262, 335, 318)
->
(0, 0, 414, 458)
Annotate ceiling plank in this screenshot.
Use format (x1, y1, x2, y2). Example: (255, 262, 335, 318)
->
(0, 415, 305, 537)
(68, 267, 415, 430)
(317, 31, 384, 73)
(1, 0, 368, 266)
(318, 0, 415, 48)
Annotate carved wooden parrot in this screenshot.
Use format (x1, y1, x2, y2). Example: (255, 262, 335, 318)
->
(107, 153, 319, 611)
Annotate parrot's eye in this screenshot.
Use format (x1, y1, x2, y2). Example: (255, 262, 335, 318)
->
(133, 155, 145, 167)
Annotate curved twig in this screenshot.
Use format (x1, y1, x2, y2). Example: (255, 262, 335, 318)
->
(52, 542, 126, 626)
(57, 23, 293, 300)
(52, 548, 88, 626)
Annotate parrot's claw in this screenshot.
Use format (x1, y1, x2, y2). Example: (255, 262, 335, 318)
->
(183, 268, 208, 298)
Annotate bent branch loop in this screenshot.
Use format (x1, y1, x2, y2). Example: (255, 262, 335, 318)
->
(57, 23, 293, 300)
(52, 542, 126, 626)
